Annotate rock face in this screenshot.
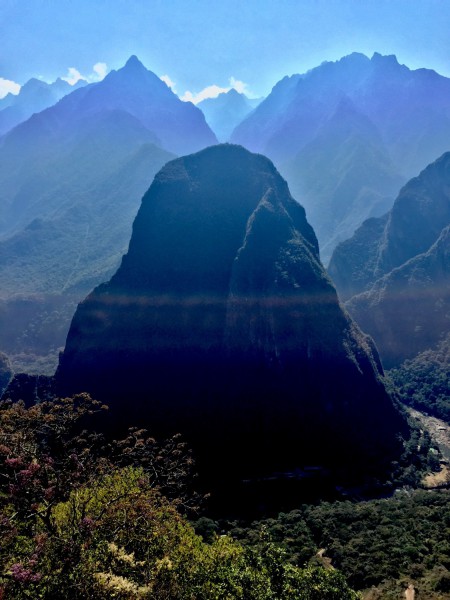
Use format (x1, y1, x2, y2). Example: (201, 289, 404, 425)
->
(231, 52, 450, 261)
(329, 152, 450, 367)
(57, 145, 406, 483)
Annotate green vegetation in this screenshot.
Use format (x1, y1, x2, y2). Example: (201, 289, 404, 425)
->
(0, 395, 359, 599)
(389, 333, 450, 422)
(225, 489, 450, 597)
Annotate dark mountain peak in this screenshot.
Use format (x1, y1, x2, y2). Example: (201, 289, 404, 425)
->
(340, 51, 371, 65)
(123, 54, 146, 70)
(371, 52, 399, 65)
(56, 144, 407, 490)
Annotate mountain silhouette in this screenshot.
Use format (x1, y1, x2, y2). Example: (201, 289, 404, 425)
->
(56, 144, 407, 488)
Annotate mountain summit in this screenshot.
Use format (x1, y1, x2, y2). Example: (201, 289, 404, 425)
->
(231, 52, 450, 261)
(0, 56, 217, 371)
(56, 144, 407, 487)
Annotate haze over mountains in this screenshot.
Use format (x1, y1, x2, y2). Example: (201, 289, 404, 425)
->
(56, 144, 407, 488)
(198, 89, 261, 142)
(1, 50, 450, 379)
(329, 151, 450, 367)
(0, 77, 86, 137)
(232, 52, 450, 261)
(0, 56, 216, 371)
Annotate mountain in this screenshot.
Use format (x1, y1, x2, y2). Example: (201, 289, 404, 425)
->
(0, 77, 85, 136)
(0, 351, 12, 396)
(329, 152, 450, 367)
(0, 56, 218, 372)
(231, 52, 450, 261)
(198, 89, 261, 141)
(282, 97, 403, 259)
(346, 225, 450, 367)
(56, 144, 407, 489)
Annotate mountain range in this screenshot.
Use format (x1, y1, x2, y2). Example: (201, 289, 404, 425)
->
(0, 56, 216, 372)
(56, 144, 407, 489)
(198, 88, 261, 142)
(0, 77, 86, 137)
(231, 52, 450, 261)
(329, 151, 450, 367)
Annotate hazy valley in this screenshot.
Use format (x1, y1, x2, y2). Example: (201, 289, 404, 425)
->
(1, 45, 450, 599)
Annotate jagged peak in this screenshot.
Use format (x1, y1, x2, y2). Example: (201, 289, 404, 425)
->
(123, 55, 146, 71)
(371, 52, 400, 66)
(227, 88, 243, 97)
(21, 77, 48, 90)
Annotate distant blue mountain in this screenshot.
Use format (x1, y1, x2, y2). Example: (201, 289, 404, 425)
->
(232, 53, 450, 261)
(0, 77, 85, 136)
(198, 88, 261, 141)
(0, 56, 217, 372)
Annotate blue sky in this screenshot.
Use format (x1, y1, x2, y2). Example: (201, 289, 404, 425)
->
(1, 0, 450, 100)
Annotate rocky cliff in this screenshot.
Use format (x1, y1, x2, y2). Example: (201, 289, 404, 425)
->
(56, 144, 407, 485)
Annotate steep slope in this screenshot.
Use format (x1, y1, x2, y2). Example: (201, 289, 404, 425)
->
(231, 52, 450, 259)
(329, 153, 450, 367)
(282, 98, 403, 261)
(0, 130, 174, 373)
(198, 89, 260, 141)
(0, 55, 216, 239)
(0, 77, 85, 136)
(347, 226, 450, 367)
(329, 152, 450, 300)
(389, 332, 450, 422)
(56, 144, 407, 487)
(0, 351, 12, 396)
(0, 56, 218, 371)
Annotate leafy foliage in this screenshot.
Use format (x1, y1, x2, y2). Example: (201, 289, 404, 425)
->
(389, 333, 450, 422)
(227, 489, 450, 594)
(0, 394, 360, 599)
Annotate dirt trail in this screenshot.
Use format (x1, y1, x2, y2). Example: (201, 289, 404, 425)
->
(405, 583, 415, 599)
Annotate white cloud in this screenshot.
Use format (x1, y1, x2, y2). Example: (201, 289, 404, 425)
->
(92, 62, 108, 81)
(160, 74, 176, 92)
(61, 62, 109, 86)
(0, 77, 21, 99)
(229, 77, 249, 95)
(181, 84, 230, 104)
(181, 77, 252, 104)
(62, 67, 86, 85)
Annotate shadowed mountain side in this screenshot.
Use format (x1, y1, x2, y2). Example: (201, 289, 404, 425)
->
(346, 226, 450, 368)
(329, 151, 450, 301)
(0, 351, 13, 396)
(56, 145, 407, 486)
(327, 214, 389, 301)
(0, 120, 174, 373)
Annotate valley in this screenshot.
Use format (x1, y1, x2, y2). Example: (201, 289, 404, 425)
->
(0, 16, 450, 596)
